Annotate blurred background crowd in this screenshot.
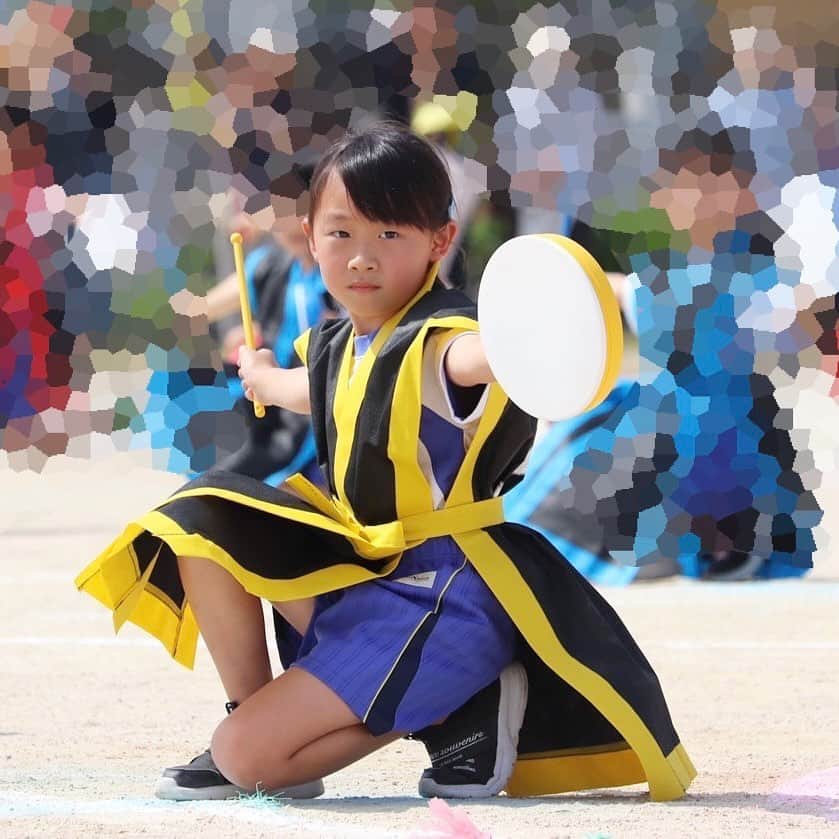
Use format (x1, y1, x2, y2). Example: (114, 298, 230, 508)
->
(1, 0, 837, 582)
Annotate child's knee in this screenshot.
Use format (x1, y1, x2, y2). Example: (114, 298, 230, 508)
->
(211, 715, 277, 791)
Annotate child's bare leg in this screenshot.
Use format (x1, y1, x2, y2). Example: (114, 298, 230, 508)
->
(178, 555, 272, 701)
(211, 667, 402, 791)
(271, 598, 316, 635)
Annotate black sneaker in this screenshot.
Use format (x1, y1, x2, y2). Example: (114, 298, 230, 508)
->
(155, 749, 325, 801)
(413, 662, 528, 799)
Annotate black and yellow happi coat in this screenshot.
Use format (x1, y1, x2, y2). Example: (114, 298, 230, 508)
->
(76, 270, 695, 801)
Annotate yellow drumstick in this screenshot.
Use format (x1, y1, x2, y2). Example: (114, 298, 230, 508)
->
(230, 232, 265, 418)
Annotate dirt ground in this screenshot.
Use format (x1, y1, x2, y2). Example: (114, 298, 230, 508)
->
(1, 453, 837, 838)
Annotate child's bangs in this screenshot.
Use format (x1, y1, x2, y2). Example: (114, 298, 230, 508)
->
(335, 138, 451, 231)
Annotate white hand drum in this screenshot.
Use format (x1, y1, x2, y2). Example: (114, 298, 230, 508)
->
(478, 234, 624, 421)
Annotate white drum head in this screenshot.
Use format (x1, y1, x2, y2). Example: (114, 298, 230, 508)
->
(478, 234, 623, 421)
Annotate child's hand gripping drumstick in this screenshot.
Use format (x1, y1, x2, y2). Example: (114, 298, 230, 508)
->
(230, 232, 266, 418)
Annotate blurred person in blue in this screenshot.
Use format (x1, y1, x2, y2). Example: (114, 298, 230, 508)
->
(507, 126, 821, 582)
(202, 162, 336, 486)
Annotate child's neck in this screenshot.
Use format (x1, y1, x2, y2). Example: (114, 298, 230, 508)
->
(349, 313, 388, 337)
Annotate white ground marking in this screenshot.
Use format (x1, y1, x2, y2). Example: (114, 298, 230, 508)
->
(0, 790, 411, 837)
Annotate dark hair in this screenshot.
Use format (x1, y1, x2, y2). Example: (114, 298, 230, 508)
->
(308, 122, 452, 230)
(292, 161, 316, 189)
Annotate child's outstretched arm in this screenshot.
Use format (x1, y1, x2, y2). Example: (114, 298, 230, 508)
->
(444, 333, 496, 388)
(238, 347, 311, 414)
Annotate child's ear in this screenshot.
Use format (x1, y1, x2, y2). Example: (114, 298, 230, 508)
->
(301, 218, 317, 261)
(430, 220, 458, 261)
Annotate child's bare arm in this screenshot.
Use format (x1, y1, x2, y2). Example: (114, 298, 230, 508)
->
(238, 348, 311, 414)
(444, 333, 496, 388)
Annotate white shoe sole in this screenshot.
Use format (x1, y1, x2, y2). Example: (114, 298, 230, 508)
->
(418, 661, 528, 799)
(155, 776, 325, 801)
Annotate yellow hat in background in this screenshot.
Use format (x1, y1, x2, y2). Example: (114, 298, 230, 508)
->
(411, 92, 478, 140)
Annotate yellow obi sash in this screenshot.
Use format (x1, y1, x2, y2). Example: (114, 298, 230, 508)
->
(283, 474, 505, 558)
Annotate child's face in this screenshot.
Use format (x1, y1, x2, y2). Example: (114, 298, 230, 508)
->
(303, 171, 456, 334)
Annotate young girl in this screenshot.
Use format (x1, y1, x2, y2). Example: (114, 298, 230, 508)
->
(76, 122, 695, 803)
